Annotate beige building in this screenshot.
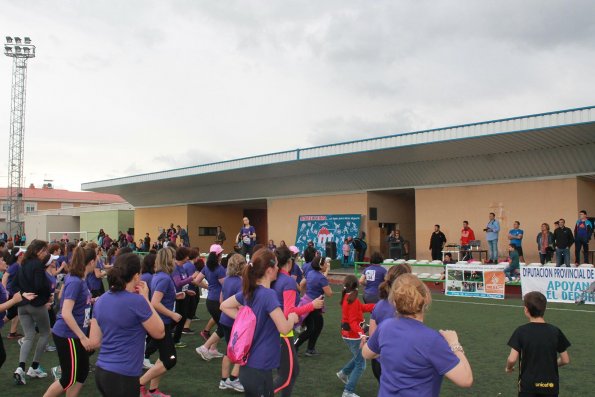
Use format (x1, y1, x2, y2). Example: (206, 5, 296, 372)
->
(83, 107, 595, 263)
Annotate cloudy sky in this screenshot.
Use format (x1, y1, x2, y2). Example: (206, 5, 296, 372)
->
(1, 1, 594, 191)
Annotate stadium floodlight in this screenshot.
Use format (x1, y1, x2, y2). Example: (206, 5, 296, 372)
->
(4, 36, 35, 236)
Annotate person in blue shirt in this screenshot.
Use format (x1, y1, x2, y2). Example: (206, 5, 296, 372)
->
(508, 221, 524, 262)
(574, 210, 593, 265)
(484, 213, 500, 264)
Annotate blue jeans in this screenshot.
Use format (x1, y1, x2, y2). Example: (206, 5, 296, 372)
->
(340, 338, 365, 393)
(487, 239, 498, 262)
(556, 248, 570, 267)
(504, 265, 519, 281)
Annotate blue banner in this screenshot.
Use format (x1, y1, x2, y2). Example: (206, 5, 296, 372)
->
(295, 214, 361, 259)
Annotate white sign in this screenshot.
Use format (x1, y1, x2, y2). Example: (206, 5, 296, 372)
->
(520, 266, 595, 304)
(445, 264, 506, 299)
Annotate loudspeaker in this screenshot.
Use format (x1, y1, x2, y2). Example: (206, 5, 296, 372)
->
(369, 207, 377, 221)
(389, 242, 402, 260)
(325, 241, 337, 259)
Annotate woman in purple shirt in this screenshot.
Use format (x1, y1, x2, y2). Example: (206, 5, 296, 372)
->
(221, 248, 298, 397)
(363, 274, 473, 396)
(140, 247, 183, 397)
(218, 254, 247, 392)
(368, 263, 411, 383)
(170, 247, 195, 348)
(359, 252, 388, 303)
(89, 253, 163, 397)
(295, 255, 332, 356)
(44, 247, 96, 397)
(195, 244, 226, 360)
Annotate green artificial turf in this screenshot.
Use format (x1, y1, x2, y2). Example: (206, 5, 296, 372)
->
(2, 287, 593, 396)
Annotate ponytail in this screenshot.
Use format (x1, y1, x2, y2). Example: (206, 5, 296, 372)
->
(242, 248, 276, 302)
(341, 275, 359, 305)
(108, 252, 141, 292)
(379, 263, 412, 300)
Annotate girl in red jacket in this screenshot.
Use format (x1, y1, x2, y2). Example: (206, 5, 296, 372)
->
(337, 275, 375, 397)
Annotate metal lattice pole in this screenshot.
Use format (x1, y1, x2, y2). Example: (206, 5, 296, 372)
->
(4, 37, 35, 237)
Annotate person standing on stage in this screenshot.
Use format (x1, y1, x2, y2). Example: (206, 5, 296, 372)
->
(429, 225, 447, 261)
(484, 213, 500, 264)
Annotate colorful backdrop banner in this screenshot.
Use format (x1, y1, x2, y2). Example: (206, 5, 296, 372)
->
(445, 264, 506, 299)
(295, 214, 361, 259)
(520, 266, 595, 305)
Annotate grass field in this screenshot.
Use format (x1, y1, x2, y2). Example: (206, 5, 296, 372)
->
(2, 286, 594, 397)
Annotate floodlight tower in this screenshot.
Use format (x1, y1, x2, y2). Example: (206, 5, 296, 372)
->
(4, 36, 35, 237)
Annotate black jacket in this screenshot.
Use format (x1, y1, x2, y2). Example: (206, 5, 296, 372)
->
(553, 227, 574, 249)
(14, 258, 51, 307)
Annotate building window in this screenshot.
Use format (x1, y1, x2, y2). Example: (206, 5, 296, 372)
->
(61, 203, 74, 209)
(198, 227, 218, 236)
(1, 202, 9, 212)
(25, 202, 37, 213)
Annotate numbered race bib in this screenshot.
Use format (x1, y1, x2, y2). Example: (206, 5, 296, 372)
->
(365, 270, 376, 282)
(242, 236, 251, 245)
(83, 307, 91, 330)
(182, 284, 189, 292)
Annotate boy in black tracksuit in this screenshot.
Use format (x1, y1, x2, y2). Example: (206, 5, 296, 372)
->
(505, 291, 571, 397)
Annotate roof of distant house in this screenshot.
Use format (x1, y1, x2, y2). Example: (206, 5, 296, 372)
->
(0, 186, 126, 203)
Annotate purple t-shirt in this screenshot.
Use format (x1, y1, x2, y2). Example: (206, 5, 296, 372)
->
(367, 317, 460, 397)
(291, 262, 303, 285)
(272, 272, 299, 309)
(305, 270, 329, 299)
(6, 262, 19, 294)
(183, 261, 198, 291)
(86, 259, 104, 292)
(0, 283, 7, 328)
(301, 262, 312, 278)
(53, 275, 92, 339)
(239, 226, 256, 246)
(172, 263, 191, 293)
(219, 276, 243, 327)
(201, 265, 226, 301)
(363, 265, 387, 297)
(151, 271, 176, 324)
(235, 286, 281, 370)
(93, 291, 153, 377)
(141, 272, 153, 293)
(371, 299, 396, 325)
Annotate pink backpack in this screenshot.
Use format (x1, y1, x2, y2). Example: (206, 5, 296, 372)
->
(227, 305, 257, 365)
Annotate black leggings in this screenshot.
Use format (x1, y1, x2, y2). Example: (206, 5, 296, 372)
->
(0, 333, 5, 369)
(274, 336, 299, 397)
(206, 299, 224, 338)
(95, 366, 139, 397)
(295, 309, 324, 351)
(187, 292, 199, 319)
(240, 366, 274, 397)
(173, 296, 190, 343)
(371, 358, 381, 383)
(53, 333, 90, 389)
(144, 323, 177, 370)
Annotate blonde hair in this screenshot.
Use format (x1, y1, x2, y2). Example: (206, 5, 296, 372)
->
(155, 246, 175, 274)
(226, 254, 247, 277)
(391, 273, 431, 315)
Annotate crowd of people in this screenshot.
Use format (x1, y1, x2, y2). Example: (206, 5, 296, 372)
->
(427, 210, 593, 267)
(0, 212, 580, 397)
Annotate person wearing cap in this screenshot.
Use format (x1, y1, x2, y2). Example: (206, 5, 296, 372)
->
(288, 246, 303, 285)
(194, 244, 226, 360)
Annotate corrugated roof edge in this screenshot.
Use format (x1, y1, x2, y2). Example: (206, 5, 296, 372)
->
(82, 105, 595, 189)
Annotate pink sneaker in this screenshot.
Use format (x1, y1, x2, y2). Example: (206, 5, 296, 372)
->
(139, 385, 151, 397)
(209, 346, 224, 358)
(149, 389, 171, 397)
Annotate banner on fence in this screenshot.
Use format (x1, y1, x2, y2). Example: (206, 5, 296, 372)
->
(445, 264, 506, 299)
(520, 266, 595, 304)
(295, 214, 361, 259)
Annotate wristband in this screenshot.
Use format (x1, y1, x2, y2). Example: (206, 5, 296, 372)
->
(450, 343, 464, 353)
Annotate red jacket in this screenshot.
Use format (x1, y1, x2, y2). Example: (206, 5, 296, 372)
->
(340, 297, 375, 339)
(460, 227, 476, 245)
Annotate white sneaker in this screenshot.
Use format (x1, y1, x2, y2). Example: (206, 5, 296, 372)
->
(342, 391, 360, 397)
(13, 367, 26, 385)
(195, 345, 213, 361)
(142, 358, 154, 369)
(45, 344, 57, 352)
(52, 366, 61, 381)
(336, 371, 349, 384)
(225, 378, 244, 392)
(218, 380, 228, 390)
(209, 347, 224, 358)
(27, 366, 48, 378)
